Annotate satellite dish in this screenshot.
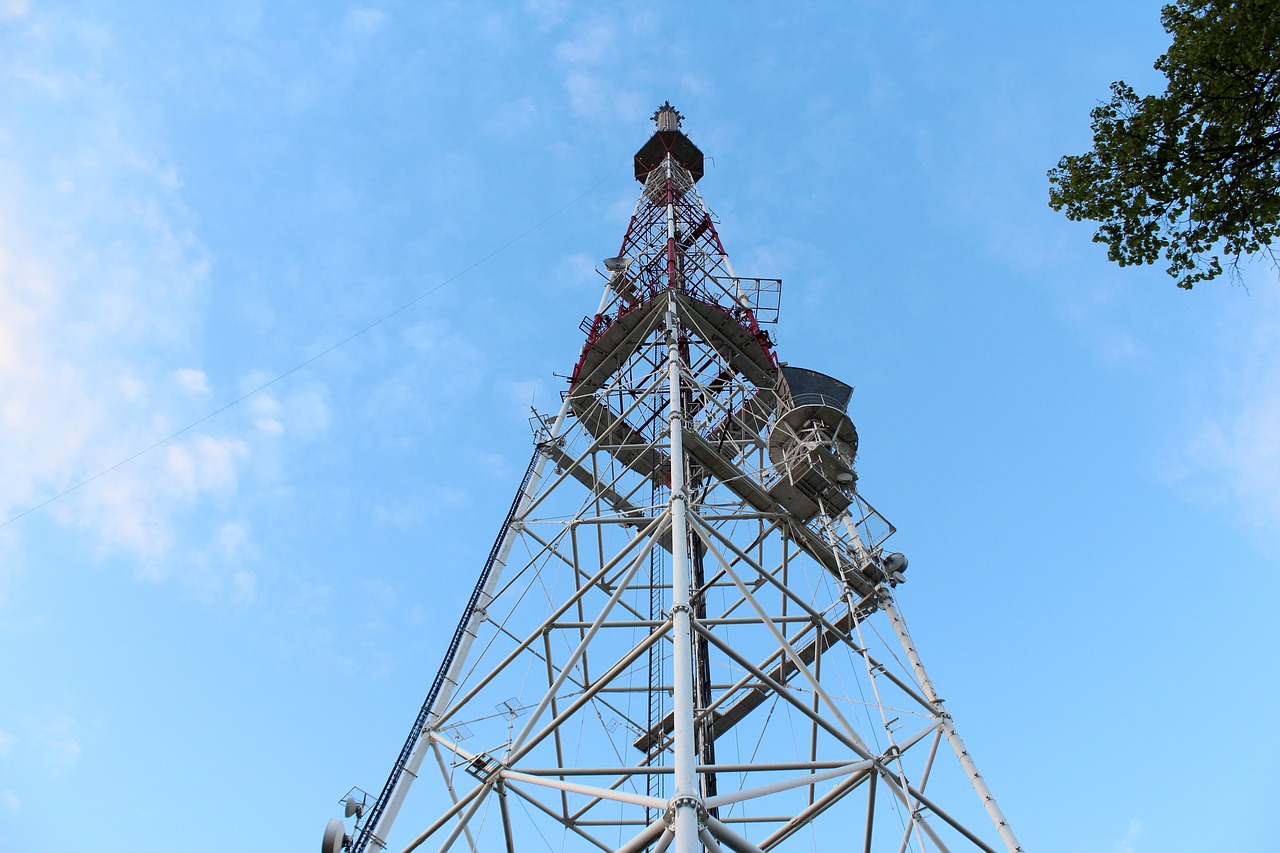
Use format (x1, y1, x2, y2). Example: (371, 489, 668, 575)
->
(883, 552, 908, 574)
(603, 256, 629, 271)
(344, 795, 364, 819)
(322, 818, 348, 853)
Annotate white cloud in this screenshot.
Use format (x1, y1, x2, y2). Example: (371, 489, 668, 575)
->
(243, 383, 330, 441)
(0, 0, 29, 21)
(524, 0, 569, 30)
(166, 435, 247, 502)
(175, 367, 210, 394)
(344, 7, 387, 36)
(679, 73, 715, 99)
(217, 521, 250, 560)
(547, 11, 649, 125)
(38, 716, 81, 767)
(118, 374, 147, 401)
(52, 738, 81, 765)
(1186, 376, 1280, 531)
(1176, 284, 1280, 539)
(250, 392, 284, 435)
(230, 569, 257, 606)
(0, 729, 15, 756)
(0, 15, 262, 579)
(0, 789, 19, 814)
(554, 19, 615, 65)
(371, 501, 424, 529)
(282, 385, 331, 440)
(1113, 818, 1142, 853)
(563, 72, 645, 123)
(176, 522, 260, 603)
(482, 98, 539, 137)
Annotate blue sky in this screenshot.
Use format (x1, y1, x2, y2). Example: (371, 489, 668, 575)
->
(2, 1, 1277, 851)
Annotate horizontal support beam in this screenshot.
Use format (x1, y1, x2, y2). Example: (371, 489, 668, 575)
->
(511, 759, 862, 777)
(550, 614, 827, 629)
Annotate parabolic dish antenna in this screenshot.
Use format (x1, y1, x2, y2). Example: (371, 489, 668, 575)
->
(321, 818, 346, 853)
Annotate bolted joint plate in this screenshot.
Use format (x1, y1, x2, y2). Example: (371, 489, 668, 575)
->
(664, 793, 708, 831)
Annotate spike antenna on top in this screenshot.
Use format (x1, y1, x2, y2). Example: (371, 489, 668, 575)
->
(652, 100, 683, 131)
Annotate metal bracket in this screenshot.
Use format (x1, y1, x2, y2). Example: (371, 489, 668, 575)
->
(664, 793, 708, 830)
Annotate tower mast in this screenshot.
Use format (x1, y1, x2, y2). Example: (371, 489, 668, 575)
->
(323, 104, 1024, 853)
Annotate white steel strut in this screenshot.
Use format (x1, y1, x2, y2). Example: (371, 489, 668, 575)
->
(327, 103, 1024, 853)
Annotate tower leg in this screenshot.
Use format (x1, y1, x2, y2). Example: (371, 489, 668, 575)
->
(665, 297, 703, 853)
(880, 591, 1025, 853)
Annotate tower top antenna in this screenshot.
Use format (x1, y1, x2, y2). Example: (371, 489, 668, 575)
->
(635, 101, 703, 183)
(652, 100, 683, 131)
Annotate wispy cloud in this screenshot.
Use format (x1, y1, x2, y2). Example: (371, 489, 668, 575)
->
(547, 11, 650, 124)
(0, 9, 267, 591)
(174, 367, 211, 394)
(344, 7, 388, 36)
(0, 0, 28, 21)
(554, 19, 616, 65)
(230, 567, 257, 607)
(1184, 358, 1280, 537)
(481, 97, 539, 137)
(1173, 281, 1280, 542)
(1113, 818, 1142, 853)
(36, 715, 81, 767)
(523, 0, 569, 30)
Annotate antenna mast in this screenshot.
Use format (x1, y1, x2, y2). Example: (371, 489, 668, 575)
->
(323, 105, 1024, 853)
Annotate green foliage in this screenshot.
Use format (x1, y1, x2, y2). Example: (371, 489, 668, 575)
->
(1048, 0, 1280, 288)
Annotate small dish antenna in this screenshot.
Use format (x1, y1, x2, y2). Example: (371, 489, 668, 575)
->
(321, 818, 349, 853)
(882, 551, 908, 584)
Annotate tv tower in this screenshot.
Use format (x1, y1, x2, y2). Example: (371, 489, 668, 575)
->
(323, 103, 1024, 853)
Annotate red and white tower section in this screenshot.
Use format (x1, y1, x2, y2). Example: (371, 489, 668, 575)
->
(323, 103, 1025, 853)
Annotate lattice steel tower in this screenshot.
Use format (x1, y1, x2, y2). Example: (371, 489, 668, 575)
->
(322, 104, 1024, 853)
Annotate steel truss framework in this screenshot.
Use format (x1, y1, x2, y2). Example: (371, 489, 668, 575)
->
(337, 106, 1024, 853)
